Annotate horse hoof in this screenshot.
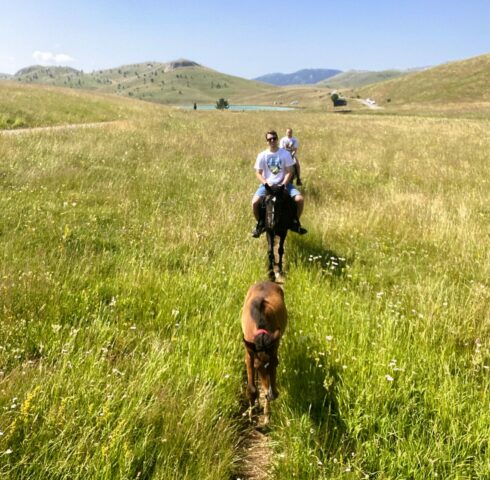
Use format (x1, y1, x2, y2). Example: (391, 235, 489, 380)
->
(275, 271, 285, 283)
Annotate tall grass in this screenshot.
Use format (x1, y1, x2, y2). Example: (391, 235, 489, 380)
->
(1, 104, 489, 478)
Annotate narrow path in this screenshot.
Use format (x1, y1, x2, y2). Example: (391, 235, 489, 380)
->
(0, 120, 125, 136)
(235, 427, 273, 480)
(234, 388, 275, 479)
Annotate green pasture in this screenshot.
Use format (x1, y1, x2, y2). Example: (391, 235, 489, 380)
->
(0, 82, 147, 129)
(1, 99, 489, 478)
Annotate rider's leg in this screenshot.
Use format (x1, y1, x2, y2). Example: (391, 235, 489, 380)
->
(252, 195, 262, 221)
(286, 185, 307, 235)
(294, 157, 302, 185)
(251, 191, 266, 237)
(294, 194, 304, 219)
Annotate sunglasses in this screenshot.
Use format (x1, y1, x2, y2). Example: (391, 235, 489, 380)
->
(266, 137, 278, 142)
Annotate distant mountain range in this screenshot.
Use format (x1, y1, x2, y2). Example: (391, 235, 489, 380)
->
(254, 68, 341, 86)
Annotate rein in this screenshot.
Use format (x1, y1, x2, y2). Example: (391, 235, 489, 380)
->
(254, 329, 270, 338)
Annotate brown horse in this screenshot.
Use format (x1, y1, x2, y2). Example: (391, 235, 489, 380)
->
(241, 281, 287, 422)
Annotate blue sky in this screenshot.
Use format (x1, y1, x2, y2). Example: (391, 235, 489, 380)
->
(1, 0, 489, 78)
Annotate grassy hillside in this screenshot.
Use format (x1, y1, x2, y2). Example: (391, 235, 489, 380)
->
(1, 99, 489, 478)
(319, 69, 409, 88)
(358, 53, 490, 106)
(0, 82, 148, 129)
(235, 84, 334, 109)
(9, 60, 276, 106)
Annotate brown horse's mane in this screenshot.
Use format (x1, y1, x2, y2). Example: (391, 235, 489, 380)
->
(250, 297, 267, 329)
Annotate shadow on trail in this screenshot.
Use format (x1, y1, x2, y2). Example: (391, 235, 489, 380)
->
(283, 334, 349, 456)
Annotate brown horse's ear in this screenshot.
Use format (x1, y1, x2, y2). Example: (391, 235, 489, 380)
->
(272, 329, 281, 341)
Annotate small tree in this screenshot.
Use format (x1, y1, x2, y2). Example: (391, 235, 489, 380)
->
(216, 98, 230, 110)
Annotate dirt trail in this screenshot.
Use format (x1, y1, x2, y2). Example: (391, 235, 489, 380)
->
(234, 386, 275, 480)
(235, 427, 273, 480)
(0, 120, 125, 136)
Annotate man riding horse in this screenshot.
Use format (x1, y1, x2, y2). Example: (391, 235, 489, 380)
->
(251, 130, 307, 238)
(280, 128, 302, 186)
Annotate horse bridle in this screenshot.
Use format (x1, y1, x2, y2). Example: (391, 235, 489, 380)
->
(243, 329, 279, 354)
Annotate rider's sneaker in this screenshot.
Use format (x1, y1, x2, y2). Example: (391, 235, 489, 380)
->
(290, 220, 307, 235)
(251, 222, 265, 238)
(296, 178, 303, 186)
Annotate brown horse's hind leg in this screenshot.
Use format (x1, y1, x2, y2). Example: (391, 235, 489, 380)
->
(263, 398, 270, 425)
(245, 350, 258, 420)
(260, 372, 274, 426)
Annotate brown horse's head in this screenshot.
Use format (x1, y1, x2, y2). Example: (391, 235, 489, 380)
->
(244, 329, 281, 401)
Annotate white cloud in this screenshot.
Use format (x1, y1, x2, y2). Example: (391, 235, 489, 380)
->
(32, 51, 75, 66)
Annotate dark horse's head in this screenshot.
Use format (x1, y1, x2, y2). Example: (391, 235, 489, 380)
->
(263, 184, 295, 280)
(264, 184, 291, 234)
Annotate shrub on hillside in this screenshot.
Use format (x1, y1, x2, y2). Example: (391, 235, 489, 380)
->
(331, 92, 347, 107)
(216, 98, 230, 110)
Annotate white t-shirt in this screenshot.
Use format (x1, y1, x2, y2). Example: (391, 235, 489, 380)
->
(279, 136, 299, 152)
(254, 148, 295, 185)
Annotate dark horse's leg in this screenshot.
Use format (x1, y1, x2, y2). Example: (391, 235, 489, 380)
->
(267, 230, 275, 280)
(277, 232, 287, 275)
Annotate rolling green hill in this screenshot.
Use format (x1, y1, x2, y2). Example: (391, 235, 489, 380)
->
(9, 59, 276, 106)
(0, 81, 151, 129)
(357, 53, 490, 106)
(6, 53, 490, 113)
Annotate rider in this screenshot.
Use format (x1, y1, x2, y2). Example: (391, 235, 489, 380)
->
(279, 128, 302, 185)
(251, 130, 307, 238)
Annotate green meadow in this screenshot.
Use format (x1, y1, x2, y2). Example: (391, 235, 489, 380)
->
(1, 86, 490, 478)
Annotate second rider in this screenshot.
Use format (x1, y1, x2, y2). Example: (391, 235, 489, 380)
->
(251, 130, 307, 238)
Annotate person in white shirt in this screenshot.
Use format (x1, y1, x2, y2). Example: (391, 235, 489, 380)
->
(279, 128, 302, 185)
(251, 130, 306, 237)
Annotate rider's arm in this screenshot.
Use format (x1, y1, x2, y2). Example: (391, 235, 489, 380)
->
(282, 166, 293, 186)
(255, 169, 267, 185)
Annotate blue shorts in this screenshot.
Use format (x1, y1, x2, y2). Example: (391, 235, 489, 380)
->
(254, 183, 301, 197)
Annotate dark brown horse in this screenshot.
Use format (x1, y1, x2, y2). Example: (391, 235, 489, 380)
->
(241, 281, 287, 423)
(262, 184, 295, 281)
